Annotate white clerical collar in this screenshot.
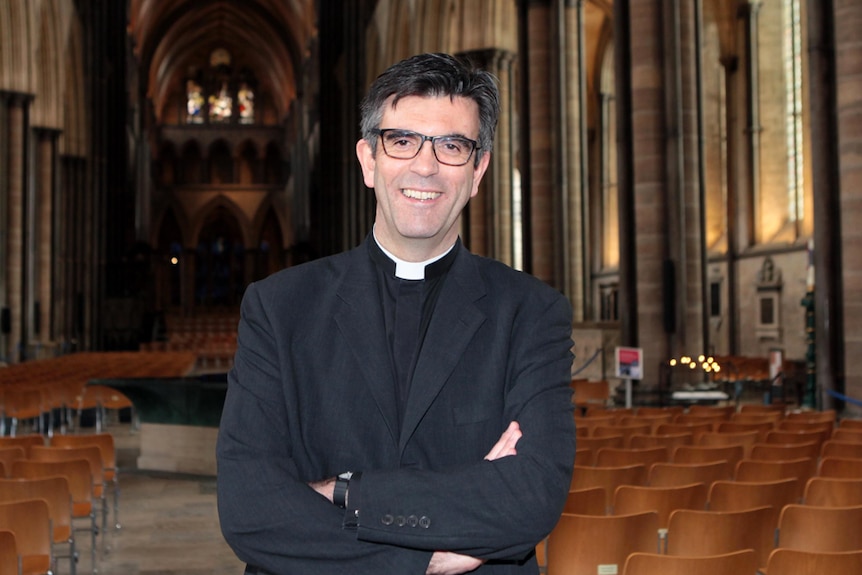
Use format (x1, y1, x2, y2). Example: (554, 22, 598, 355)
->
(373, 231, 455, 280)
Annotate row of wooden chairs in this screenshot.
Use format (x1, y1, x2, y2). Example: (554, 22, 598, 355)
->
(548, 508, 862, 575)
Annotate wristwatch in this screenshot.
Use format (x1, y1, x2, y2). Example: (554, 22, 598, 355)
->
(333, 471, 353, 508)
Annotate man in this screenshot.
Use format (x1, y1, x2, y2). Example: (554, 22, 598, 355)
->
(217, 52, 575, 575)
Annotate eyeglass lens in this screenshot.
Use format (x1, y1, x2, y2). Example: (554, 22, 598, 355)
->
(379, 130, 475, 166)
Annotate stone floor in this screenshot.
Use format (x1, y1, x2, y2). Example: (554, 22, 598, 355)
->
(68, 425, 245, 575)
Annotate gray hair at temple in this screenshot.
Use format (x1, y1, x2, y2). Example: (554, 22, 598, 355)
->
(359, 52, 500, 166)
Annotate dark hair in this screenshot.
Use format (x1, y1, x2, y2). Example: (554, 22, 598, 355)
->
(359, 53, 500, 165)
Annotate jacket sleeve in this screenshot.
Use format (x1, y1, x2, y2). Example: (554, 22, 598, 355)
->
(216, 281, 433, 575)
(354, 290, 576, 560)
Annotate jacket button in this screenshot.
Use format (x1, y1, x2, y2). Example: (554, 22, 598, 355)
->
(419, 516, 431, 529)
(395, 515, 406, 527)
(407, 515, 418, 527)
(381, 514, 394, 526)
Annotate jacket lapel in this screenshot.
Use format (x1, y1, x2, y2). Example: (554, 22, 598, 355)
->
(399, 251, 487, 453)
(334, 244, 399, 446)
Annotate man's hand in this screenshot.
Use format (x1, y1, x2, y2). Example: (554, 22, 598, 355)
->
(484, 421, 521, 461)
(424, 422, 523, 574)
(426, 551, 484, 575)
(308, 477, 336, 502)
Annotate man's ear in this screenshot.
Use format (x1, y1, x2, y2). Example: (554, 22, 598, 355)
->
(470, 152, 492, 198)
(356, 138, 376, 188)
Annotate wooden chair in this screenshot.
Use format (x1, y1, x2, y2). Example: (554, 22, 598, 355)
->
(733, 409, 784, 425)
(818, 456, 862, 478)
(11, 459, 98, 571)
(674, 413, 725, 429)
(832, 428, 862, 444)
(619, 414, 674, 434)
(739, 403, 786, 415)
(0, 447, 25, 478)
(735, 457, 818, 499)
(0, 435, 45, 454)
(672, 444, 745, 470)
(571, 379, 610, 412)
(573, 415, 617, 437)
(687, 404, 736, 417)
(636, 406, 684, 418)
(593, 424, 651, 447)
(838, 419, 862, 431)
(0, 476, 76, 575)
(573, 448, 592, 466)
(648, 460, 733, 487)
(750, 441, 820, 462)
(698, 430, 759, 457)
(546, 511, 660, 575)
(666, 506, 775, 569)
(803, 477, 862, 507)
(29, 445, 108, 535)
(785, 409, 836, 424)
(766, 429, 830, 449)
(0, 529, 18, 575)
(765, 548, 862, 575)
(570, 464, 648, 513)
(575, 435, 624, 462)
(778, 419, 833, 436)
(777, 504, 862, 552)
(630, 432, 693, 452)
(50, 432, 121, 529)
(716, 420, 774, 441)
(595, 447, 668, 469)
(622, 549, 757, 575)
(2, 388, 48, 436)
(708, 477, 800, 528)
(612, 483, 708, 541)
(563, 486, 607, 515)
(820, 439, 862, 460)
(0, 499, 53, 575)
(656, 422, 714, 441)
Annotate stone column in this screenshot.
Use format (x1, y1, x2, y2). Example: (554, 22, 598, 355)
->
(1, 92, 33, 362)
(833, 0, 862, 414)
(34, 128, 61, 348)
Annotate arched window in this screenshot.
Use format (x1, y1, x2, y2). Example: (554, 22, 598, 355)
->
(186, 79, 205, 124)
(238, 82, 255, 124)
(784, 0, 804, 224)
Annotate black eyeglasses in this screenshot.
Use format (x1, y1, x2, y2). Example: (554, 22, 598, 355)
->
(373, 128, 479, 166)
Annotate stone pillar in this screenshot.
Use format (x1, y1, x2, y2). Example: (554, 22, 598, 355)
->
(834, 0, 862, 414)
(522, 0, 560, 286)
(34, 128, 61, 348)
(1, 92, 33, 362)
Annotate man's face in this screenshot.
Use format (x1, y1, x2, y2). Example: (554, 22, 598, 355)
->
(356, 95, 491, 260)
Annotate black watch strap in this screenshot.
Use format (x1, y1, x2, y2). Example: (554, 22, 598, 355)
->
(333, 472, 352, 508)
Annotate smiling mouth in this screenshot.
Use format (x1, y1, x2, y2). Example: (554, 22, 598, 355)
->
(402, 188, 441, 201)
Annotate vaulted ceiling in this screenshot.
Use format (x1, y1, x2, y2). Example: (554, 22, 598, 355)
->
(129, 0, 317, 123)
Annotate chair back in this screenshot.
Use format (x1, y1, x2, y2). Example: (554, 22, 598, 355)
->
(648, 460, 733, 487)
(818, 456, 862, 479)
(595, 447, 668, 468)
(613, 483, 708, 529)
(0, 447, 25, 478)
(666, 506, 774, 569)
(571, 464, 647, 513)
(832, 429, 862, 444)
(0, 476, 74, 544)
(820, 440, 862, 460)
(803, 477, 862, 507)
(750, 441, 820, 461)
(777, 504, 862, 552)
(0, 499, 52, 575)
(0, 529, 16, 575)
(672, 444, 745, 469)
(563, 487, 607, 516)
(735, 457, 817, 499)
(630, 432, 693, 452)
(622, 549, 757, 575)
(765, 548, 862, 575)
(708, 477, 799, 528)
(546, 511, 660, 575)
(11, 459, 94, 517)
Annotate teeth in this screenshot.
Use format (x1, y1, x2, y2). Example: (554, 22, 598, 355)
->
(403, 189, 440, 200)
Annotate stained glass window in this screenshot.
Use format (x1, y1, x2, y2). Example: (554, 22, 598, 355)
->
(186, 80, 204, 124)
(238, 82, 255, 124)
(784, 0, 804, 222)
(209, 81, 233, 123)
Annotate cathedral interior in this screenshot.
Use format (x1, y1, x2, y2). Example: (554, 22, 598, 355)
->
(0, 0, 859, 417)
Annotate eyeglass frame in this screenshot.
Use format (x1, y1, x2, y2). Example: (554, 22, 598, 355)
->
(372, 128, 481, 167)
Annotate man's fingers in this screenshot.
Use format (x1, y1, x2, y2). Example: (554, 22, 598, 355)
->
(484, 421, 522, 461)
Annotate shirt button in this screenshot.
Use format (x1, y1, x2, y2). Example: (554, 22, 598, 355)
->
(419, 516, 431, 529)
(381, 514, 394, 526)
